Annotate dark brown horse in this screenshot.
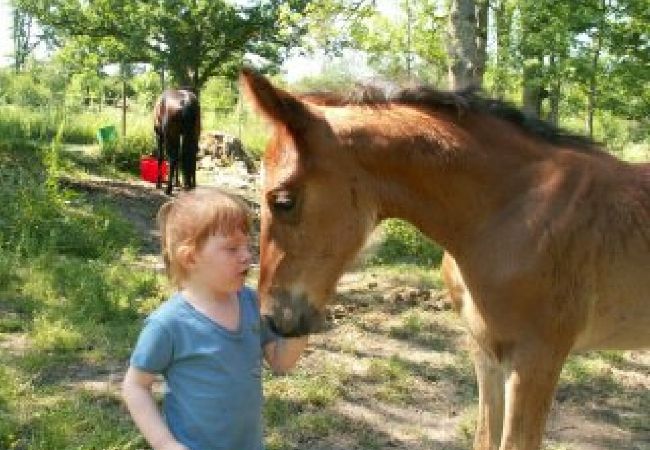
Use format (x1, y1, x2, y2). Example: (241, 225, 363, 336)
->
(153, 89, 201, 195)
(240, 69, 650, 450)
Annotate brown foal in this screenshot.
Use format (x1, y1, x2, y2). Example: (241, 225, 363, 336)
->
(241, 68, 650, 450)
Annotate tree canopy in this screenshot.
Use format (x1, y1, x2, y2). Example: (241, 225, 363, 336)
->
(14, 0, 310, 89)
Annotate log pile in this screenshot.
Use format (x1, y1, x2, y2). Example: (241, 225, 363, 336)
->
(198, 131, 256, 174)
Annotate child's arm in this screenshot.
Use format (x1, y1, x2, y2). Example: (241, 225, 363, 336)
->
(122, 366, 188, 450)
(263, 336, 308, 374)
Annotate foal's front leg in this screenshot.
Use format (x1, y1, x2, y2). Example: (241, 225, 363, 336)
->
(470, 339, 505, 450)
(499, 343, 568, 450)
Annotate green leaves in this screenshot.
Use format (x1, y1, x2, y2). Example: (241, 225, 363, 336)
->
(14, 0, 310, 89)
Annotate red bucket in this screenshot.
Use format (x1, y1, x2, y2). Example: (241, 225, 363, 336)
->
(140, 156, 168, 183)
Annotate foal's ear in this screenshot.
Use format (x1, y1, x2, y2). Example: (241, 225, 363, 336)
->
(240, 68, 314, 134)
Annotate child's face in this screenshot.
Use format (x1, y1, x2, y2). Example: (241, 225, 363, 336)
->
(188, 229, 252, 296)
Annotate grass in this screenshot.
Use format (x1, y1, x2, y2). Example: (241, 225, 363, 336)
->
(7, 389, 144, 450)
(389, 310, 458, 351)
(0, 136, 165, 448)
(456, 405, 478, 447)
(0, 102, 271, 175)
(366, 357, 415, 403)
(544, 444, 575, 450)
(0, 104, 138, 144)
(263, 363, 354, 448)
(366, 219, 444, 267)
(561, 353, 616, 385)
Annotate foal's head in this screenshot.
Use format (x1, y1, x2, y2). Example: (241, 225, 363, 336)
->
(241, 70, 377, 336)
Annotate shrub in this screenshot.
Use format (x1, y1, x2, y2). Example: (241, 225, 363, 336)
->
(367, 219, 443, 267)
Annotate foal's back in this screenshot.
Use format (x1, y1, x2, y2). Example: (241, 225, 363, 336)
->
(472, 143, 650, 352)
(570, 158, 650, 351)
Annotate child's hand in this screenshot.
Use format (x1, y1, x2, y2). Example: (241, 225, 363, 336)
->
(263, 335, 308, 374)
(123, 366, 185, 450)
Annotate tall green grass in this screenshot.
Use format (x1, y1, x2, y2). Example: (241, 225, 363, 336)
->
(0, 133, 163, 448)
(0, 104, 155, 172)
(0, 104, 115, 144)
(0, 103, 268, 170)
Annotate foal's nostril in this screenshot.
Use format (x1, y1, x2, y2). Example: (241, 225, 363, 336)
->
(263, 289, 324, 337)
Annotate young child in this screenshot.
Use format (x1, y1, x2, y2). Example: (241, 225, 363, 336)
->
(122, 188, 308, 450)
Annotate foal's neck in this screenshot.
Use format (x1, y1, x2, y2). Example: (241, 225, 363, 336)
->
(352, 108, 543, 255)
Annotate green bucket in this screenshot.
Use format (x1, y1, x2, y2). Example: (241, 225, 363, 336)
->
(97, 125, 118, 145)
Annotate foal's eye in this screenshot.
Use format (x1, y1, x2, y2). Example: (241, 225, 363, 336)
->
(270, 191, 296, 213)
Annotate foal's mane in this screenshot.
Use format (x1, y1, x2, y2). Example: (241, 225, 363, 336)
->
(300, 85, 597, 151)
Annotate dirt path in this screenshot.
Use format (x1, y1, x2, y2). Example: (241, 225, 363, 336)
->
(60, 175, 169, 257)
(58, 162, 261, 266)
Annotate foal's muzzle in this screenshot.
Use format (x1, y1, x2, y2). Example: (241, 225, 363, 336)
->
(262, 289, 324, 337)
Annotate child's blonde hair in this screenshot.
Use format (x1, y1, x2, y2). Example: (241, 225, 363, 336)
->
(157, 188, 252, 287)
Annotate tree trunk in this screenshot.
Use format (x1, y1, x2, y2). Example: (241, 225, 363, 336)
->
(406, 0, 413, 79)
(192, 67, 200, 93)
(13, 8, 32, 72)
(520, 0, 543, 119)
(494, 0, 513, 99)
(475, 0, 489, 84)
(122, 78, 127, 138)
(586, 0, 605, 138)
(548, 53, 560, 126)
(586, 48, 600, 138)
(522, 56, 543, 117)
(448, 0, 481, 89)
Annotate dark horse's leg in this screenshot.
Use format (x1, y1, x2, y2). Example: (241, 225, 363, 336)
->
(179, 93, 200, 190)
(166, 133, 180, 196)
(155, 128, 164, 190)
(190, 139, 197, 189)
(180, 136, 189, 190)
(181, 134, 198, 190)
(175, 149, 181, 188)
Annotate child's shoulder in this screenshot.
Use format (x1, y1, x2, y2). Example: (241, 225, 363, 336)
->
(146, 293, 188, 326)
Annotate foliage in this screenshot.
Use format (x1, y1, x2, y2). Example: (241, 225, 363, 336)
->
(289, 58, 361, 91)
(15, 0, 311, 90)
(368, 219, 444, 267)
(131, 71, 162, 110)
(297, 0, 649, 138)
(100, 133, 155, 174)
(201, 76, 238, 111)
(1, 71, 51, 106)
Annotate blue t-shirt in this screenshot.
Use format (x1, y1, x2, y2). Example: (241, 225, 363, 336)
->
(129, 286, 277, 450)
